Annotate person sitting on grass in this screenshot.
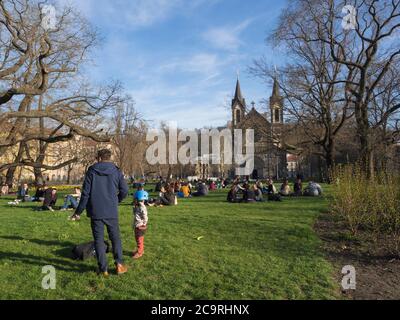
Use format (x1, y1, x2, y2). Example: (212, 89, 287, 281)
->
(192, 181, 209, 197)
(254, 184, 263, 202)
(31, 185, 46, 202)
(178, 183, 191, 198)
(293, 178, 303, 196)
(17, 183, 30, 202)
(60, 187, 81, 211)
(1, 183, 9, 197)
(227, 185, 241, 203)
(209, 181, 217, 191)
(242, 184, 256, 203)
(256, 180, 264, 192)
(152, 185, 176, 206)
(172, 181, 180, 193)
(132, 191, 148, 259)
(279, 179, 291, 196)
(155, 179, 164, 192)
(41, 187, 58, 211)
(9, 183, 30, 205)
(304, 181, 323, 197)
(264, 178, 277, 195)
(264, 179, 281, 202)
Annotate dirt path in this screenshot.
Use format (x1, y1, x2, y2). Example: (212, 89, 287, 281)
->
(315, 214, 400, 300)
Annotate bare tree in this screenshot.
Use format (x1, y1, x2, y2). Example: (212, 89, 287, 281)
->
(0, 0, 123, 184)
(112, 98, 148, 177)
(254, 0, 400, 176)
(250, 4, 353, 175)
(302, 0, 400, 175)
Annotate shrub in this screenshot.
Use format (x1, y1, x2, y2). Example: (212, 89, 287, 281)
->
(330, 164, 400, 256)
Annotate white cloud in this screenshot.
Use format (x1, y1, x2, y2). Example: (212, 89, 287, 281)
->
(202, 19, 253, 51)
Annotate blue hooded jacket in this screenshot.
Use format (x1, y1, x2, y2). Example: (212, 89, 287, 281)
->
(75, 162, 129, 219)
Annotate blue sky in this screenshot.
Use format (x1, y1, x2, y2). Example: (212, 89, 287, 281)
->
(56, 0, 288, 129)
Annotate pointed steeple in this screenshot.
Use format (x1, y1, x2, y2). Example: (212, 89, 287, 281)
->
(232, 75, 246, 127)
(270, 76, 284, 126)
(272, 77, 280, 98)
(235, 79, 243, 101)
(233, 77, 245, 106)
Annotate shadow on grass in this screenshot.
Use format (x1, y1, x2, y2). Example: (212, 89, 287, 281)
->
(0, 235, 96, 273)
(0, 235, 73, 247)
(0, 250, 93, 273)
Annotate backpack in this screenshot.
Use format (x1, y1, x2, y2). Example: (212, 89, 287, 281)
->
(72, 241, 111, 260)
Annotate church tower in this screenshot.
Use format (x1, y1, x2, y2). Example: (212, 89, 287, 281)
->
(269, 78, 284, 134)
(232, 78, 246, 128)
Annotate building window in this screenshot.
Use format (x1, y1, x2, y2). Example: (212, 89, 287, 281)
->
(235, 109, 241, 124)
(274, 108, 280, 123)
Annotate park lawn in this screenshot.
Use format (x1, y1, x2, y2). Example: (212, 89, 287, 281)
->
(0, 186, 339, 300)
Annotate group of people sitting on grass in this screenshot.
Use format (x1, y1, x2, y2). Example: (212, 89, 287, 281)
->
(227, 177, 323, 203)
(4, 175, 323, 210)
(154, 178, 228, 198)
(132, 179, 214, 208)
(6, 182, 82, 212)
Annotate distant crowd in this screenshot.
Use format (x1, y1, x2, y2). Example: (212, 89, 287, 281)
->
(227, 177, 323, 203)
(0, 175, 323, 212)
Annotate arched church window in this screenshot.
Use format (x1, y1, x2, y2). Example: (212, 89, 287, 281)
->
(235, 109, 241, 124)
(274, 108, 280, 123)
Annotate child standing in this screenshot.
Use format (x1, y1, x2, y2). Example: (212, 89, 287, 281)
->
(133, 190, 148, 259)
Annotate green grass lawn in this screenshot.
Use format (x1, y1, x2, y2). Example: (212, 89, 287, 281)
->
(0, 186, 339, 300)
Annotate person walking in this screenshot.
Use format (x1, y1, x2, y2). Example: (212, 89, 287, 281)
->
(70, 149, 129, 277)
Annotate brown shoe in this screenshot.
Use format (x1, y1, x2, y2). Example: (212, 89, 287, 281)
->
(116, 263, 128, 275)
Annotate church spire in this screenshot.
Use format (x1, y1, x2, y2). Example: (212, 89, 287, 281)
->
(272, 77, 280, 98)
(232, 75, 246, 127)
(234, 78, 245, 105)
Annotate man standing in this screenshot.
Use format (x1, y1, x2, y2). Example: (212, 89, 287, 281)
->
(70, 149, 129, 276)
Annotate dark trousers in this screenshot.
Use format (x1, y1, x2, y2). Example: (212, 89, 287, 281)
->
(91, 218, 123, 272)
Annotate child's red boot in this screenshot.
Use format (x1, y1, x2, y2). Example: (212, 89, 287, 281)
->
(133, 236, 144, 259)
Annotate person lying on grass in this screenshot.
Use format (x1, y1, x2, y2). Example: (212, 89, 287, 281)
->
(132, 192, 148, 259)
(60, 187, 81, 211)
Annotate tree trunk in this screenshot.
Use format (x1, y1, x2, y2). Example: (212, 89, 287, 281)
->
(6, 143, 25, 188)
(5, 167, 16, 189)
(325, 139, 335, 183)
(67, 165, 73, 185)
(34, 167, 44, 186)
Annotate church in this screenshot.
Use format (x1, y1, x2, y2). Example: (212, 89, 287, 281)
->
(229, 77, 289, 179)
